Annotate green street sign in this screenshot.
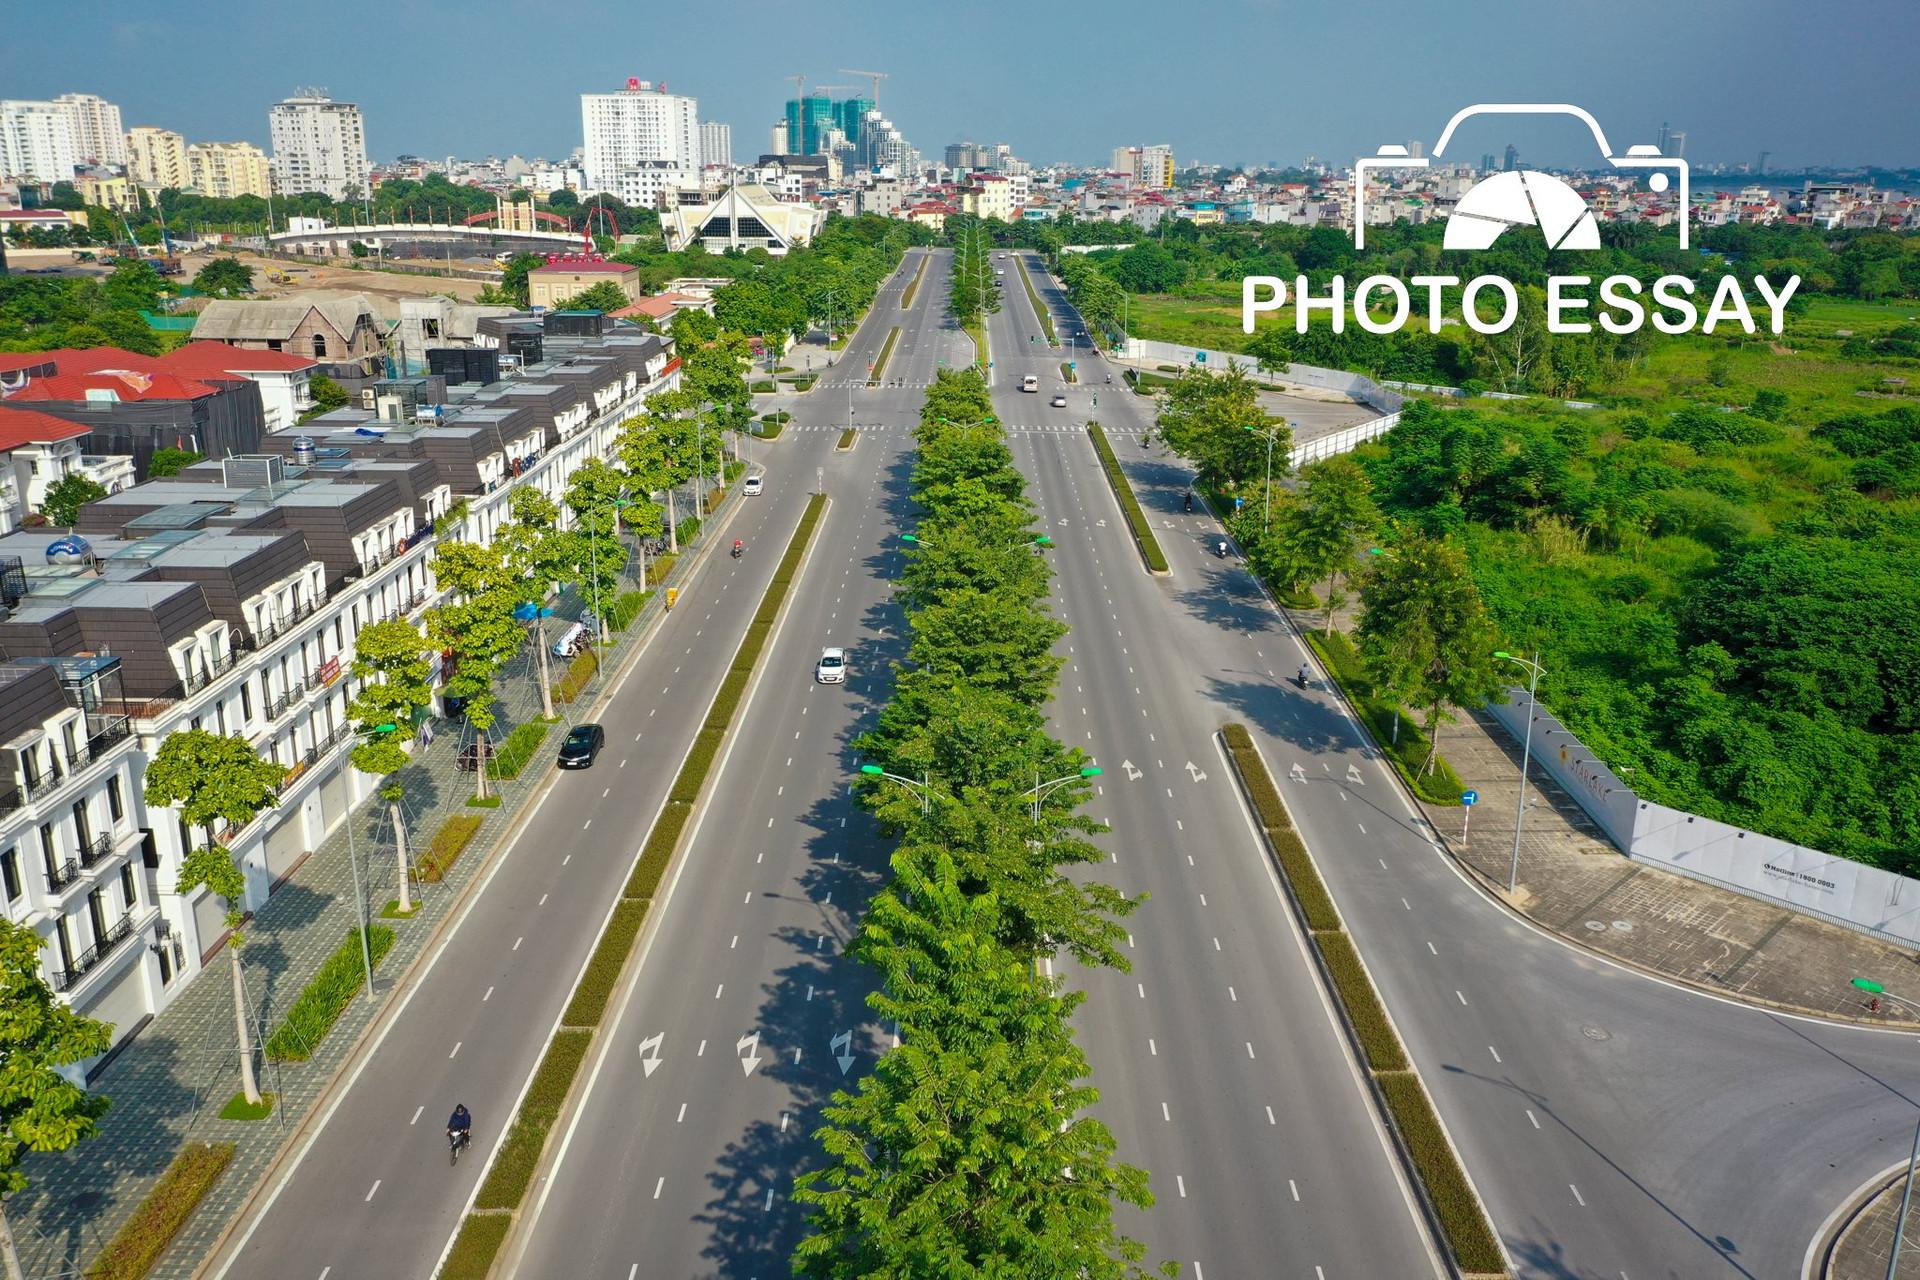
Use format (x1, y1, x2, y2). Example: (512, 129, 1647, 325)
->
(1854, 978, 1888, 994)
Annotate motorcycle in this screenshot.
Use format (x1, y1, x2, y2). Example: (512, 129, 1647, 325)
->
(1184, 493, 1193, 513)
(731, 542, 744, 560)
(1215, 541, 1229, 558)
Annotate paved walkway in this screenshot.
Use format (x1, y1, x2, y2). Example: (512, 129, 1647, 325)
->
(9, 491, 731, 1279)
(1828, 1171, 1920, 1279)
(1287, 601, 1920, 1028)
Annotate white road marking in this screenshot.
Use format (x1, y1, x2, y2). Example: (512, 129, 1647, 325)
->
(1149, 1038, 1158, 1055)
(1246, 1042, 1256, 1059)
(1526, 1109, 1541, 1129)
(654, 1177, 665, 1200)
(513, 937, 523, 950)
(1228, 986, 1238, 1001)
(1571, 1183, 1586, 1206)
(715, 985, 724, 998)
(365, 1180, 381, 1202)
(1290, 1179, 1300, 1201)
(1176, 1175, 1187, 1198)
(449, 1042, 461, 1059)
(1456, 990, 1469, 1006)
(1489, 1045, 1502, 1063)
(410, 1105, 423, 1125)
(538, 894, 548, 906)
(482, 987, 493, 1002)
(1427, 942, 1437, 955)
(1266, 1105, 1277, 1125)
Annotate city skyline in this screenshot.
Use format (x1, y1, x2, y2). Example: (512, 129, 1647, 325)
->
(2, 0, 1916, 172)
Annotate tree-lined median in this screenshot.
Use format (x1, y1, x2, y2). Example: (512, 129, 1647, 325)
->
(1087, 422, 1169, 573)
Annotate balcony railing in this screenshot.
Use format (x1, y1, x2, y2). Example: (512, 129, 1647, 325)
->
(49, 914, 135, 993)
(44, 858, 80, 892)
(178, 647, 238, 697)
(75, 831, 114, 868)
(5, 718, 134, 812)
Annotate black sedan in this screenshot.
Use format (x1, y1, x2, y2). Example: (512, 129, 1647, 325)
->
(557, 723, 606, 769)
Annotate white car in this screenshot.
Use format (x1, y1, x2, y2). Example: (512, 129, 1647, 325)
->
(743, 473, 763, 496)
(816, 647, 846, 684)
(1050, 393, 1068, 408)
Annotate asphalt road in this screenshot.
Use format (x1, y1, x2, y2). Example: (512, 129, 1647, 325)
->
(505, 249, 969, 1278)
(208, 249, 938, 1280)
(1017, 251, 1920, 1280)
(986, 255, 1443, 1280)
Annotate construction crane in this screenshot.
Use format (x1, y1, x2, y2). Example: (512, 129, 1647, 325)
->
(788, 73, 806, 102)
(838, 69, 890, 107)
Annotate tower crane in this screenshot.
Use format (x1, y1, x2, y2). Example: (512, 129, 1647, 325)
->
(838, 69, 890, 107)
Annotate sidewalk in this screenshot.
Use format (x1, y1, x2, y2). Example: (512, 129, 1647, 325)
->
(1288, 601, 1920, 1028)
(9, 496, 730, 1279)
(1827, 1172, 1920, 1280)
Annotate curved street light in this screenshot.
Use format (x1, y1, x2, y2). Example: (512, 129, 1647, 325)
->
(1494, 651, 1546, 894)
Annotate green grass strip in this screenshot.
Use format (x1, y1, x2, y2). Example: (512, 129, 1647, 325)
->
(488, 718, 557, 780)
(1016, 257, 1056, 343)
(440, 1212, 512, 1280)
(1087, 423, 1169, 572)
(473, 1027, 592, 1210)
(86, 1142, 234, 1279)
(1377, 1071, 1509, 1274)
(870, 327, 900, 384)
(1306, 629, 1466, 805)
(562, 899, 650, 1028)
(1220, 724, 1340, 930)
(263, 925, 396, 1062)
(1311, 929, 1409, 1072)
(838, 427, 858, 450)
(419, 813, 483, 881)
(901, 254, 929, 309)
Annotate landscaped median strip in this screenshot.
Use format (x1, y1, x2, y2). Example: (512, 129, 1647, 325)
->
(1087, 422, 1169, 573)
(1016, 256, 1056, 343)
(263, 925, 396, 1062)
(870, 326, 900, 384)
(901, 253, 928, 309)
(440, 492, 827, 1278)
(1307, 626, 1466, 806)
(1221, 722, 1508, 1277)
(837, 426, 858, 451)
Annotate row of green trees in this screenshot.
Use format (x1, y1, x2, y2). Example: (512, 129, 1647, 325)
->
(792, 368, 1170, 1278)
(944, 214, 1001, 336)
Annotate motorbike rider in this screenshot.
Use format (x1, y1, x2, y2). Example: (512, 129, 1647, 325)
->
(1216, 539, 1228, 557)
(732, 539, 744, 558)
(447, 1103, 472, 1148)
(1184, 492, 1193, 512)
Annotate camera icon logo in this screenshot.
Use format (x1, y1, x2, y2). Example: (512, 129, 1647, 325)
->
(1353, 104, 1690, 252)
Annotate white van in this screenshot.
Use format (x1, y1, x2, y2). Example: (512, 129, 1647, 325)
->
(1021, 374, 1039, 393)
(551, 621, 587, 657)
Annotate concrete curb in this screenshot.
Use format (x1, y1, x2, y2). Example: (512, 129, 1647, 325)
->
(1805, 1162, 1910, 1280)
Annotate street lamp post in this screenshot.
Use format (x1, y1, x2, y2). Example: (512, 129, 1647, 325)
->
(346, 723, 396, 1001)
(1243, 423, 1284, 526)
(858, 764, 931, 816)
(585, 496, 633, 648)
(1028, 766, 1102, 824)
(1853, 979, 1920, 1280)
(1495, 651, 1546, 894)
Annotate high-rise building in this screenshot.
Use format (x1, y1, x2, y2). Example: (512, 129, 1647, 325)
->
(1480, 152, 1497, 173)
(1667, 131, 1686, 158)
(949, 141, 989, 171)
(580, 79, 701, 197)
(1657, 121, 1671, 154)
(55, 93, 126, 166)
(1110, 145, 1174, 188)
(770, 121, 789, 155)
(835, 96, 874, 161)
(268, 91, 370, 200)
(783, 94, 838, 157)
(700, 121, 732, 169)
(190, 141, 273, 199)
(0, 101, 81, 183)
(1502, 143, 1519, 172)
(127, 126, 190, 188)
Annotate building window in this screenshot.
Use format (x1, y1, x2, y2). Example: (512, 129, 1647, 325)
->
(312, 332, 328, 358)
(240, 682, 254, 722)
(333, 619, 343, 652)
(55, 917, 73, 974)
(216, 701, 229, 736)
(1, 848, 20, 903)
(107, 775, 124, 823)
(39, 823, 56, 876)
(121, 862, 137, 912)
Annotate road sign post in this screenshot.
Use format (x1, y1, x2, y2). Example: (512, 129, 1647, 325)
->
(1460, 789, 1478, 845)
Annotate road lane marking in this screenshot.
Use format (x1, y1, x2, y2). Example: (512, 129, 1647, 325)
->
(677, 1103, 687, 1122)
(483, 987, 493, 1002)
(715, 985, 724, 998)
(410, 1106, 423, 1125)
(1149, 1038, 1157, 1055)
(449, 1042, 461, 1058)
(1247, 1042, 1256, 1059)
(1290, 1179, 1300, 1201)
(1162, 1102, 1171, 1122)
(1456, 990, 1469, 1005)
(654, 1177, 665, 1200)
(513, 937, 523, 950)
(1266, 1106, 1277, 1125)
(1176, 1175, 1187, 1198)
(365, 1180, 380, 1202)
(1526, 1109, 1540, 1129)
(1229, 987, 1238, 1001)
(1489, 1045, 1502, 1063)
(1571, 1183, 1586, 1206)
(1427, 942, 1437, 955)
(538, 894, 548, 906)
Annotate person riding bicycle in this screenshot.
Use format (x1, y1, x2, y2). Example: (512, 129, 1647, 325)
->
(447, 1103, 472, 1146)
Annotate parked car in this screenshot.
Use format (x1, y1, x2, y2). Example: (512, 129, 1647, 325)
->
(816, 647, 847, 684)
(557, 723, 605, 769)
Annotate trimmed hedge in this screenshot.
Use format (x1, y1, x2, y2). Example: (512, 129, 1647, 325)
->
(553, 647, 600, 704)
(837, 427, 858, 450)
(419, 813, 483, 882)
(750, 379, 776, 392)
(562, 899, 650, 1028)
(901, 253, 929, 309)
(676, 515, 701, 546)
(1016, 257, 1056, 343)
(1313, 930, 1409, 1071)
(1087, 422, 1169, 573)
(86, 1142, 235, 1280)
(645, 555, 677, 587)
(1378, 1072, 1509, 1274)
(670, 727, 726, 803)
(1221, 725, 1340, 931)
(626, 802, 688, 899)
(606, 589, 650, 633)
(474, 1028, 592, 1211)
(870, 326, 901, 382)
(440, 1212, 512, 1280)
(1307, 629, 1466, 806)
(264, 925, 396, 1061)
(488, 718, 555, 780)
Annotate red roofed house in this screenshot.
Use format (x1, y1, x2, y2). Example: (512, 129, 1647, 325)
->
(609, 291, 711, 326)
(0, 346, 265, 480)
(0, 405, 112, 533)
(157, 341, 319, 433)
(527, 255, 641, 310)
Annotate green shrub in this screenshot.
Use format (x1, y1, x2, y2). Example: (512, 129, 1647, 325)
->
(838, 427, 858, 450)
(86, 1142, 235, 1280)
(792, 376, 815, 391)
(1087, 423, 1169, 572)
(709, 669, 751, 725)
(1313, 930, 1408, 1071)
(441, 1213, 512, 1280)
(902, 254, 929, 308)
(474, 1028, 592, 1210)
(553, 647, 600, 704)
(1060, 362, 1076, 383)
(1377, 1072, 1507, 1273)
(488, 718, 555, 780)
(676, 516, 701, 546)
(264, 925, 396, 1061)
(626, 801, 689, 898)
(750, 379, 776, 392)
(671, 727, 726, 802)
(562, 899, 649, 1028)
(871, 327, 901, 381)
(419, 814, 483, 882)
(1307, 630, 1466, 805)
(645, 555, 677, 586)
(1221, 725, 1343, 931)
(606, 589, 650, 632)
(1016, 258, 1056, 342)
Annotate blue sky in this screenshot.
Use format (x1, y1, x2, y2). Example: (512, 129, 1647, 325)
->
(6, 0, 1916, 171)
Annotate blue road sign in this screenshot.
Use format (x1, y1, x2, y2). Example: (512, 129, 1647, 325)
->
(1461, 789, 1479, 806)
(1235, 496, 1245, 510)
(1195, 351, 1207, 363)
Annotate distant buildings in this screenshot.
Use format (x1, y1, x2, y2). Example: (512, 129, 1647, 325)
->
(126, 126, 189, 189)
(580, 79, 701, 204)
(526, 256, 642, 309)
(268, 91, 370, 200)
(1110, 145, 1175, 189)
(666, 183, 826, 255)
(0, 100, 82, 184)
(188, 141, 272, 200)
(700, 121, 732, 169)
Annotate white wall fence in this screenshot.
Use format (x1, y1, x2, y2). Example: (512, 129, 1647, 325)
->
(1292, 414, 1400, 467)
(1486, 687, 1920, 949)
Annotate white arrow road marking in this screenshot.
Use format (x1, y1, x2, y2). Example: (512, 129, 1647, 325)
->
(832, 1029, 855, 1075)
(639, 1032, 664, 1078)
(1290, 763, 1308, 782)
(1347, 764, 1365, 785)
(1121, 759, 1143, 781)
(1185, 761, 1207, 783)
(738, 1032, 763, 1077)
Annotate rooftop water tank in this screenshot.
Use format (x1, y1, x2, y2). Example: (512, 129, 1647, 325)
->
(292, 436, 317, 467)
(46, 535, 92, 565)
